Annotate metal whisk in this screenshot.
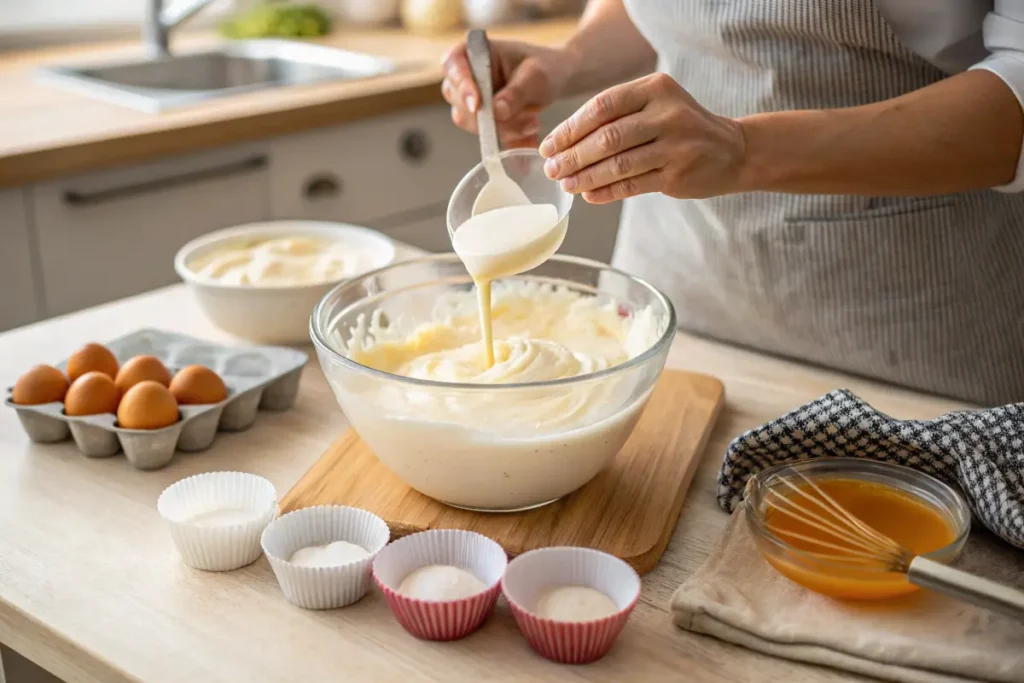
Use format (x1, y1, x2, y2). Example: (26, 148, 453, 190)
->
(763, 471, 1024, 622)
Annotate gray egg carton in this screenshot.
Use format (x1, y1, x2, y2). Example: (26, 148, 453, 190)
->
(4, 328, 308, 471)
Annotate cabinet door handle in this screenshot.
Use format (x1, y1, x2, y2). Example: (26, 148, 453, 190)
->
(399, 129, 430, 164)
(63, 155, 268, 207)
(303, 173, 342, 200)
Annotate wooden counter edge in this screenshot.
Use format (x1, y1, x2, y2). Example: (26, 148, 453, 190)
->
(0, 19, 581, 188)
(0, 83, 445, 188)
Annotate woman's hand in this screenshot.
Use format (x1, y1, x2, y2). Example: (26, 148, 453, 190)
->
(441, 39, 578, 148)
(539, 72, 748, 203)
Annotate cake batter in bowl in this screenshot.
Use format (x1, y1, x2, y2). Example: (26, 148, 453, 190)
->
(310, 254, 675, 511)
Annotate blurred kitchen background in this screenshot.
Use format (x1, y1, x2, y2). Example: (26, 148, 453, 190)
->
(0, 0, 624, 335)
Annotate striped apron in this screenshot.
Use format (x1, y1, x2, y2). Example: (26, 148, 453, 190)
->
(613, 0, 1024, 406)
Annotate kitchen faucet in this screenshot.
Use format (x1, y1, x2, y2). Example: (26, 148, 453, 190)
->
(144, 0, 220, 57)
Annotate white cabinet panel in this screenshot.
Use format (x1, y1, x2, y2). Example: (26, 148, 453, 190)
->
(373, 209, 453, 254)
(540, 96, 621, 264)
(32, 144, 271, 317)
(269, 105, 479, 224)
(271, 98, 620, 263)
(373, 201, 619, 264)
(0, 190, 42, 331)
(558, 197, 621, 264)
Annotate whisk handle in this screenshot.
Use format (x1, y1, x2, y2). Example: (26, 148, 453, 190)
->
(908, 556, 1024, 622)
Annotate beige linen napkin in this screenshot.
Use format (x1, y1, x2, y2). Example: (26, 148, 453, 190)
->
(672, 512, 1024, 683)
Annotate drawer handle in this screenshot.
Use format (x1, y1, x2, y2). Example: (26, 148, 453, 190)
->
(303, 173, 342, 200)
(399, 129, 430, 164)
(62, 155, 268, 207)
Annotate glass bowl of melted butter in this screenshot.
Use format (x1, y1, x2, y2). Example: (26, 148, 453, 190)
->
(744, 458, 971, 600)
(310, 254, 676, 512)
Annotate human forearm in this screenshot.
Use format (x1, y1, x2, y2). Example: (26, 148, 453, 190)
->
(561, 0, 656, 95)
(736, 70, 1024, 196)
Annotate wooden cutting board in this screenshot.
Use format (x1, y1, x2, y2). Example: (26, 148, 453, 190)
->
(281, 369, 725, 574)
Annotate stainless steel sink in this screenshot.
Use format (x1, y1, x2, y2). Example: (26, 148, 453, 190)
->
(38, 40, 396, 113)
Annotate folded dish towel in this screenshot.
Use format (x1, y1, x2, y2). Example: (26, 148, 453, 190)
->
(672, 513, 1024, 683)
(716, 390, 1024, 549)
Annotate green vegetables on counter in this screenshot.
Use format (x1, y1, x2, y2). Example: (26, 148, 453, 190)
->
(219, 2, 332, 39)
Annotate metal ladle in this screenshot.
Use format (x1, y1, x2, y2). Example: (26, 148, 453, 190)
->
(465, 29, 531, 216)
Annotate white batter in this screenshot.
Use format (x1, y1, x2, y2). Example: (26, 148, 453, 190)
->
(398, 565, 487, 600)
(185, 508, 261, 527)
(189, 236, 378, 286)
(347, 282, 658, 390)
(535, 585, 618, 622)
(288, 540, 369, 567)
(336, 282, 664, 508)
(451, 202, 565, 367)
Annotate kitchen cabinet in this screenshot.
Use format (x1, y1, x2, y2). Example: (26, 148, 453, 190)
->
(372, 198, 622, 263)
(270, 100, 622, 264)
(540, 97, 623, 264)
(556, 197, 622, 264)
(16, 98, 621, 324)
(371, 207, 452, 253)
(31, 144, 271, 317)
(0, 189, 42, 332)
(268, 105, 480, 225)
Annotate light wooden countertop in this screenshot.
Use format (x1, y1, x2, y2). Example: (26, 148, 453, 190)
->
(0, 19, 577, 189)
(0, 245, 967, 683)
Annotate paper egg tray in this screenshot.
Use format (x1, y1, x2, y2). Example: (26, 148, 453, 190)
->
(4, 328, 308, 471)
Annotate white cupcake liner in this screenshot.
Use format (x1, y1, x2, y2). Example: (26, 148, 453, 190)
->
(157, 471, 278, 572)
(261, 505, 390, 609)
(502, 547, 641, 664)
(373, 530, 508, 640)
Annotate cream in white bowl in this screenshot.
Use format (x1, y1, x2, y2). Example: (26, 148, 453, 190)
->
(175, 221, 395, 345)
(187, 235, 383, 287)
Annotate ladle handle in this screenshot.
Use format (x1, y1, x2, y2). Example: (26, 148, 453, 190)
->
(908, 556, 1024, 622)
(466, 29, 502, 175)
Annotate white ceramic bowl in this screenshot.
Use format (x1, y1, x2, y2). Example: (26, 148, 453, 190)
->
(174, 220, 395, 345)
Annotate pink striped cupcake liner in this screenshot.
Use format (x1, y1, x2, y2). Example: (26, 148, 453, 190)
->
(502, 547, 641, 664)
(372, 529, 507, 641)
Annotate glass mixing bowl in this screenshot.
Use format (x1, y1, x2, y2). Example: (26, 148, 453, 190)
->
(310, 254, 676, 512)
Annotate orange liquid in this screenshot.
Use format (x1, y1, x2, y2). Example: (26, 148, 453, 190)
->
(763, 478, 956, 600)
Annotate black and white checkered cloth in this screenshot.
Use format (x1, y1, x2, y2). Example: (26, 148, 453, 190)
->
(717, 390, 1024, 550)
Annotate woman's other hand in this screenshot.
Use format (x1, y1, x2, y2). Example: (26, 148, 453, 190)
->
(539, 73, 747, 202)
(441, 39, 578, 149)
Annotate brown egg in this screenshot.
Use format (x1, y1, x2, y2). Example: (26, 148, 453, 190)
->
(65, 372, 120, 416)
(66, 343, 119, 382)
(115, 355, 171, 394)
(11, 365, 69, 405)
(117, 381, 179, 430)
(169, 365, 228, 405)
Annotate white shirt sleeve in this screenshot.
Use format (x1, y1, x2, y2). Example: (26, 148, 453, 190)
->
(968, 0, 1024, 193)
